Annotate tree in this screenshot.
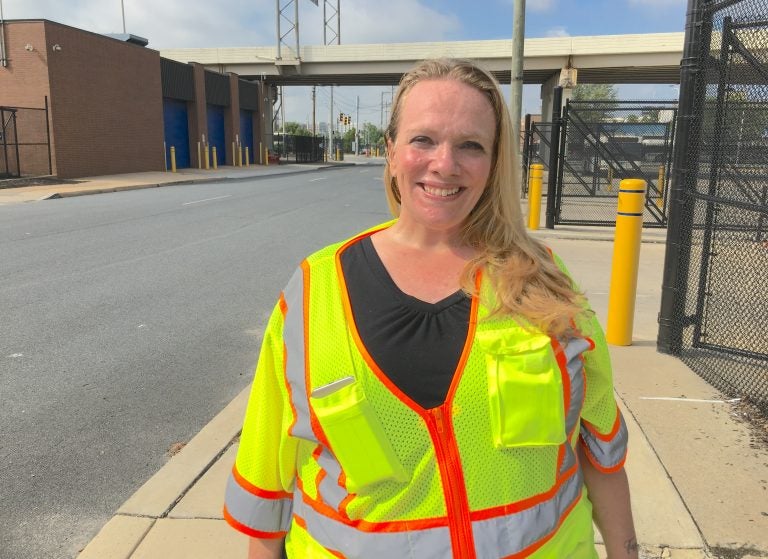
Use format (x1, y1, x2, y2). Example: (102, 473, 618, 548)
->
(282, 121, 312, 137)
(570, 84, 619, 125)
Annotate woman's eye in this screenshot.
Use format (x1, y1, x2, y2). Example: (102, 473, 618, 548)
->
(410, 136, 432, 145)
(461, 141, 485, 151)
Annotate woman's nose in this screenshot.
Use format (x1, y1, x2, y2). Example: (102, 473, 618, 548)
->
(430, 144, 459, 175)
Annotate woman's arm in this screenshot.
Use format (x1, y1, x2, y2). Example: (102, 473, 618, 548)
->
(248, 537, 285, 559)
(578, 445, 638, 559)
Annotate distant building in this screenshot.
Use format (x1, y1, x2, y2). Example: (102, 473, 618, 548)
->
(0, 19, 271, 178)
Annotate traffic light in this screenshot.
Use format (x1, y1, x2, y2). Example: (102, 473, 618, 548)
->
(339, 113, 345, 123)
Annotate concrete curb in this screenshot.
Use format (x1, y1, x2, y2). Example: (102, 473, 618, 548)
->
(76, 387, 250, 559)
(39, 163, 362, 201)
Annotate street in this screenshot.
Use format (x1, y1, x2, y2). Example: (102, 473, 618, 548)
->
(0, 165, 389, 559)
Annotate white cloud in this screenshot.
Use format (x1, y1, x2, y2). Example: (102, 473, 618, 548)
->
(546, 26, 570, 37)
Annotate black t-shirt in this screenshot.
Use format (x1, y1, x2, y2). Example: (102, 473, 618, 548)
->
(339, 236, 471, 409)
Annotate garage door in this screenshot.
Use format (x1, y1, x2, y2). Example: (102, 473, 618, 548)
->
(207, 105, 226, 166)
(163, 99, 190, 168)
(239, 110, 254, 164)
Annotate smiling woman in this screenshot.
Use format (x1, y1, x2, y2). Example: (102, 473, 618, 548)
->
(224, 58, 637, 559)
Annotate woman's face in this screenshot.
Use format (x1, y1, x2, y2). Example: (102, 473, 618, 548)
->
(387, 79, 496, 239)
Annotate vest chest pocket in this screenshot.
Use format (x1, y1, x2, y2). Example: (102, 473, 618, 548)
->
(310, 379, 407, 492)
(477, 330, 567, 449)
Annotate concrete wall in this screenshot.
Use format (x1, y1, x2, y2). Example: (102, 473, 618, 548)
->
(42, 21, 165, 178)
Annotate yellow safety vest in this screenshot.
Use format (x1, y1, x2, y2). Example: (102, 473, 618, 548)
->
(224, 223, 627, 558)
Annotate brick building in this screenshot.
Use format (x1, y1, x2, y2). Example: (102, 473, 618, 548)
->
(0, 20, 267, 179)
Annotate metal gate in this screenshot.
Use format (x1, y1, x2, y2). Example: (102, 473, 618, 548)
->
(658, 0, 768, 413)
(163, 98, 191, 169)
(0, 102, 51, 179)
(552, 100, 677, 227)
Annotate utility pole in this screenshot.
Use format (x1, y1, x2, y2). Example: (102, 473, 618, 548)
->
(329, 86, 334, 160)
(312, 85, 317, 137)
(355, 96, 360, 155)
(510, 0, 526, 156)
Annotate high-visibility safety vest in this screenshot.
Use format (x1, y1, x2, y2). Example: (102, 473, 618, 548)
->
(224, 223, 628, 559)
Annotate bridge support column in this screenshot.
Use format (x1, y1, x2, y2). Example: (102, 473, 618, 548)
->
(539, 70, 574, 165)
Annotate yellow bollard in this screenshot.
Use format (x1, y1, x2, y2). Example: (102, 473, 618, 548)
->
(212, 146, 218, 169)
(336, 148, 341, 161)
(606, 179, 647, 346)
(197, 142, 202, 169)
(204, 145, 210, 170)
(245, 147, 250, 167)
(238, 146, 243, 167)
(232, 142, 237, 167)
(527, 163, 544, 230)
(170, 146, 177, 173)
(265, 147, 269, 166)
(259, 142, 263, 165)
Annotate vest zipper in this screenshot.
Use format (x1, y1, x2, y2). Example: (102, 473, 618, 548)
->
(428, 406, 476, 558)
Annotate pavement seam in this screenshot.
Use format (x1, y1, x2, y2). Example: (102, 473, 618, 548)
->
(158, 431, 242, 519)
(614, 388, 712, 554)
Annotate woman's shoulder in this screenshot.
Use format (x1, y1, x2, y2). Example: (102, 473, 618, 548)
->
(303, 220, 396, 269)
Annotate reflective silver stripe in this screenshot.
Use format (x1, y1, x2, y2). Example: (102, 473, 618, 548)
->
(294, 470, 582, 558)
(472, 468, 583, 558)
(224, 472, 292, 533)
(294, 491, 452, 558)
(559, 337, 588, 477)
(561, 337, 589, 435)
(580, 412, 628, 470)
(283, 265, 314, 441)
(316, 447, 347, 510)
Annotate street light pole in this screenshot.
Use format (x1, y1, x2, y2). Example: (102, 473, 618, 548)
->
(510, 0, 526, 156)
(121, 0, 126, 33)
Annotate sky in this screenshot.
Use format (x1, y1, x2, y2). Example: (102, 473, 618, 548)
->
(2, 0, 687, 127)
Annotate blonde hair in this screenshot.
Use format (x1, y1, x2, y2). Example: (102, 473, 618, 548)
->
(383, 58, 587, 338)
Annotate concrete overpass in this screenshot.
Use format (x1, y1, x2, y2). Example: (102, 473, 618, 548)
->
(160, 32, 684, 87)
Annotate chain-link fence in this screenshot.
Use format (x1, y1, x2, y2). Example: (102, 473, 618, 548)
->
(658, 0, 768, 414)
(0, 103, 51, 179)
(554, 100, 677, 227)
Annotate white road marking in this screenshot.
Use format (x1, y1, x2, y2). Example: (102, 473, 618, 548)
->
(8, 353, 23, 358)
(182, 195, 232, 206)
(309, 177, 327, 182)
(639, 396, 741, 404)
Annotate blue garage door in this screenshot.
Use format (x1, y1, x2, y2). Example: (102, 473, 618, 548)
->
(240, 110, 254, 164)
(207, 105, 226, 166)
(163, 99, 190, 168)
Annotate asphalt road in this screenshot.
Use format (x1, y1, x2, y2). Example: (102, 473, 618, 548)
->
(0, 165, 389, 559)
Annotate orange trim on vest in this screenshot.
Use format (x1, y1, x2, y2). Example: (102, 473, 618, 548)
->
(551, 337, 571, 477)
(579, 438, 627, 474)
(232, 465, 292, 500)
(223, 505, 287, 539)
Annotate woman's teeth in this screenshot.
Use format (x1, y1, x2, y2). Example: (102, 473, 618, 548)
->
(423, 185, 461, 197)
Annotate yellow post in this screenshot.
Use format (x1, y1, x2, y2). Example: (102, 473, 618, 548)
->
(170, 146, 177, 173)
(336, 147, 341, 161)
(245, 147, 250, 167)
(259, 142, 263, 165)
(197, 142, 202, 169)
(212, 146, 218, 170)
(606, 179, 647, 346)
(238, 146, 243, 167)
(655, 165, 665, 209)
(265, 146, 269, 166)
(204, 145, 210, 170)
(527, 163, 544, 230)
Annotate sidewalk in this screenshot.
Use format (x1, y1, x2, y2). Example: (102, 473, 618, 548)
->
(9, 163, 763, 558)
(0, 155, 379, 206)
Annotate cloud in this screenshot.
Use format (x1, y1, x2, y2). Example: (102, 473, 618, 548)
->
(546, 26, 570, 37)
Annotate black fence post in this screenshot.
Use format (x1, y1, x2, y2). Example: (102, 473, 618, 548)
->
(657, 0, 708, 354)
(521, 113, 532, 195)
(545, 86, 563, 230)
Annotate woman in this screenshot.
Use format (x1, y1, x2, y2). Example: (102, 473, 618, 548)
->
(224, 58, 637, 558)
